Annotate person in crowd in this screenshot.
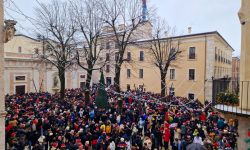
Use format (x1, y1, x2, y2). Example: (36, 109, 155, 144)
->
(5, 87, 238, 150)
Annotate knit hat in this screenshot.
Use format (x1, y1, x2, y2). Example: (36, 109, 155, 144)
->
(121, 138, 125, 142)
(66, 126, 70, 130)
(61, 143, 66, 148)
(52, 142, 58, 148)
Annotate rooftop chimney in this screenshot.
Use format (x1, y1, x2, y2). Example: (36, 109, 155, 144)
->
(188, 27, 192, 34)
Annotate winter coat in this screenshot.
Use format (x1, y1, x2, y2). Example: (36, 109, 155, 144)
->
(163, 129, 170, 142)
(106, 125, 111, 134)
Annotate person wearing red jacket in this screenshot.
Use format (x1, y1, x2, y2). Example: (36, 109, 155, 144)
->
(199, 112, 206, 122)
(165, 112, 169, 122)
(163, 121, 170, 150)
(128, 97, 133, 104)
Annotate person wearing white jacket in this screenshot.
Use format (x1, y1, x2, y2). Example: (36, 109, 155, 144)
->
(109, 141, 116, 150)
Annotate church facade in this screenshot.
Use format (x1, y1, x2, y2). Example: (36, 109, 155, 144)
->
(4, 34, 100, 95)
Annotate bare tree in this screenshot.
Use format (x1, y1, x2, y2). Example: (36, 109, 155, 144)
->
(35, 0, 77, 99)
(150, 19, 181, 97)
(70, 0, 109, 104)
(71, 0, 107, 90)
(100, 0, 150, 92)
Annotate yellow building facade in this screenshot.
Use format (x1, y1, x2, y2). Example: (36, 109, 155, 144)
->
(115, 32, 234, 103)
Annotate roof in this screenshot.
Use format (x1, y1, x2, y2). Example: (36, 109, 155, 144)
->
(15, 34, 40, 42)
(16, 31, 234, 51)
(135, 31, 235, 51)
(15, 34, 59, 45)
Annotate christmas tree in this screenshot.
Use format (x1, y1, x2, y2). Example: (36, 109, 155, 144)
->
(95, 72, 108, 109)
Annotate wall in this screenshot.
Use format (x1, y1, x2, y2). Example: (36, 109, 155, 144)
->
(119, 33, 233, 103)
(0, 0, 5, 147)
(239, 0, 250, 110)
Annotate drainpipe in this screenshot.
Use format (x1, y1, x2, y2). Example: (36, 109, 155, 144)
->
(204, 35, 207, 102)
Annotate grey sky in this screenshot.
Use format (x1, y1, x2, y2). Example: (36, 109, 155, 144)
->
(4, 0, 241, 56)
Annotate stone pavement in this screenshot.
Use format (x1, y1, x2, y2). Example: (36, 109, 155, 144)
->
(223, 113, 250, 150)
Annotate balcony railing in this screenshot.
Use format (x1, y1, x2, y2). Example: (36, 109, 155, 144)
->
(212, 79, 250, 116)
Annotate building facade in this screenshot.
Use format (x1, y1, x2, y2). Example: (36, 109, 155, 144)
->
(238, 0, 250, 110)
(4, 34, 100, 95)
(4, 29, 233, 104)
(115, 32, 233, 103)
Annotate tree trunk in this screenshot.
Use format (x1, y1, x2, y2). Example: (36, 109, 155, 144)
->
(160, 72, 167, 98)
(114, 64, 121, 92)
(85, 68, 93, 105)
(58, 68, 65, 100)
(86, 69, 93, 89)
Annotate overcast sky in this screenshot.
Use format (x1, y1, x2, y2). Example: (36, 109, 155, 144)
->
(4, 0, 241, 56)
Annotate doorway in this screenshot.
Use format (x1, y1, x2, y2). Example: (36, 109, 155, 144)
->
(106, 77, 112, 86)
(15, 85, 25, 95)
(80, 82, 86, 90)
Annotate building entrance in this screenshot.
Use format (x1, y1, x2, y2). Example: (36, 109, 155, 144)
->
(15, 85, 25, 95)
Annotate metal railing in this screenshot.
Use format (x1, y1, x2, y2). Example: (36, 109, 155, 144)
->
(212, 79, 250, 116)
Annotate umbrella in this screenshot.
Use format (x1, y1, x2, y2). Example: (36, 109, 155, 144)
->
(187, 143, 207, 150)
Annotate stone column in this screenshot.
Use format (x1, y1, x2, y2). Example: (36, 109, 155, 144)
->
(0, 0, 5, 149)
(238, 0, 250, 110)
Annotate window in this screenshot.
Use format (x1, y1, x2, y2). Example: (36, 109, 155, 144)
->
(127, 69, 131, 78)
(106, 42, 111, 49)
(189, 47, 196, 59)
(139, 51, 144, 61)
(215, 47, 217, 61)
(115, 52, 119, 62)
(80, 82, 86, 89)
(170, 48, 176, 60)
(18, 46, 22, 53)
(170, 69, 175, 80)
(139, 69, 143, 78)
(106, 77, 112, 86)
(106, 65, 110, 73)
(127, 52, 131, 61)
(80, 75, 85, 78)
(15, 76, 25, 81)
(188, 93, 195, 100)
(189, 69, 195, 80)
(106, 53, 110, 61)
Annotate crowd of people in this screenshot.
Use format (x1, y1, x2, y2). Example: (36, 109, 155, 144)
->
(5, 87, 239, 150)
